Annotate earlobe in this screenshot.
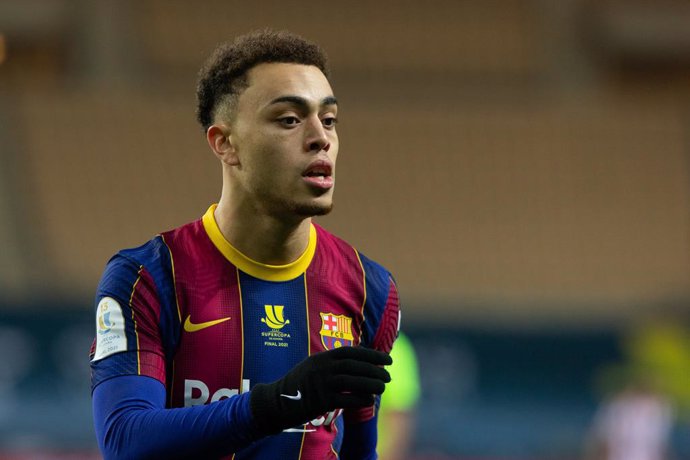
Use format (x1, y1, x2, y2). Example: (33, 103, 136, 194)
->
(206, 124, 240, 166)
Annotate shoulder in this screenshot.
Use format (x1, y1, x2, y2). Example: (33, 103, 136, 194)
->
(105, 236, 170, 282)
(313, 223, 355, 259)
(314, 223, 395, 284)
(98, 219, 199, 296)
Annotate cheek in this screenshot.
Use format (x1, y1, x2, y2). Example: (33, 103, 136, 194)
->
(329, 140, 339, 163)
(328, 131, 339, 150)
(254, 131, 290, 156)
(241, 135, 278, 167)
(247, 144, 292, 184)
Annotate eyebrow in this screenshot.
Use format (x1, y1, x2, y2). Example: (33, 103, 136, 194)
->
(268, 95, 338, 110)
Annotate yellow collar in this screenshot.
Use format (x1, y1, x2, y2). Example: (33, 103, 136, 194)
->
(202, 204, 317, 281)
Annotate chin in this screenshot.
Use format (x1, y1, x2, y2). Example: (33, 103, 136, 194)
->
(294, 201, 334, 217)
(289, 190, 335, 217)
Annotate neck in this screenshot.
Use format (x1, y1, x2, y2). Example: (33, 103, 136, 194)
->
(213, 191, 312, 266)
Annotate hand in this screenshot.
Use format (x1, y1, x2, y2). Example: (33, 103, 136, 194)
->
(249, 346, 392, 435)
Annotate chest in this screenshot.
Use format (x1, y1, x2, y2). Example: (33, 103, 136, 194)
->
(168, 270, 364, 408)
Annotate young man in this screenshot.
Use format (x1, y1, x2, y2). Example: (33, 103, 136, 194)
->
(90, 30, 400, 459)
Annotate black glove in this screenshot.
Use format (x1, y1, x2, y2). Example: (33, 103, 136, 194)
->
(249, 346, 392, 435)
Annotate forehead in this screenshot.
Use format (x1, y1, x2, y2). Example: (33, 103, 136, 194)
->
(240, 63, 334, 107)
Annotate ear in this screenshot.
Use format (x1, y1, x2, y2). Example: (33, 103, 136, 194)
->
(206, 124, 240, 166)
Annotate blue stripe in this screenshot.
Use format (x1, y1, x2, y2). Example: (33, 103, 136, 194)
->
(236, 272, 310, 459)
(358, 252, 392, 347)
(91, 351, 140, 390)
(332, 415, 345, 454)
(239, 272, 309, 385)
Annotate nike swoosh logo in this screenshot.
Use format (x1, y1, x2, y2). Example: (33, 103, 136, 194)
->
(183, 315, 231, 333)
(284, 427, 316, 433)
(280, 390, 302, 401)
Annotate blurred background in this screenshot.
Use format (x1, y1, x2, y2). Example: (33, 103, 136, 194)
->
(1, 0, 690, 458)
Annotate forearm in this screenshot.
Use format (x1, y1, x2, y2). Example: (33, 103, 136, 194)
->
(93, 375, 262, 459)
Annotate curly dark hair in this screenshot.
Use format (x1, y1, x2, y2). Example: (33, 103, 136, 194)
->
(196, 29, 330, 131)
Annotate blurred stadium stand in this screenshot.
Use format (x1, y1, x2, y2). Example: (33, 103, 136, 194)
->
(1, 0, 690, 458)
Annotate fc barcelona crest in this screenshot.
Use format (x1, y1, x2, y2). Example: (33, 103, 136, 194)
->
(319, 313, 354, 350)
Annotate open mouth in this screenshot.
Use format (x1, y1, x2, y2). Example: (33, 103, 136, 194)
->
(302, 160, 333, 179)
(302, 160, 334, 189)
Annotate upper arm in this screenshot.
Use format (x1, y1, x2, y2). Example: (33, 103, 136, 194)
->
(90, 254, 167, 391)
(358, 253, 400, 354)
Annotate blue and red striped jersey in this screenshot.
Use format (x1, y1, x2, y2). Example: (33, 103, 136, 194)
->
(90, 205, 400, 459)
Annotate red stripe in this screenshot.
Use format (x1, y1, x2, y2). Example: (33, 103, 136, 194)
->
(130, 268, 166, 383)
(306, 225, 365, 351)
(163, 219, 245, 408)
(372, 278, 400, 354)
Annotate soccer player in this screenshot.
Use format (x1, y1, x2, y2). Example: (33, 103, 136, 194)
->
(89, 30, 400, 459)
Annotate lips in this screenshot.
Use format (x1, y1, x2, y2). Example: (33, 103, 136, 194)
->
(302, 160, 334, 190)
(302, 160, 333, 178)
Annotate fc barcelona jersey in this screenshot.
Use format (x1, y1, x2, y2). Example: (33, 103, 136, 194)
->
(90, 205, 401, 459)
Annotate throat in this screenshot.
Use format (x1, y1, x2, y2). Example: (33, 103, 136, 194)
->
(215, 206, 312, 265)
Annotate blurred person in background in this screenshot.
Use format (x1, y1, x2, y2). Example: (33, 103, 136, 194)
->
(89, 29, 400, 459)
(584, 377, 673, 460)
(378, 332, 421, 460)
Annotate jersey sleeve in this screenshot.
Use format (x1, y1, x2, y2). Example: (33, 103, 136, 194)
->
(357, 253, 401, 353)
(93, 374, 261, 459)
(345, 252, 401, 425)
(90, 252, 167, 390)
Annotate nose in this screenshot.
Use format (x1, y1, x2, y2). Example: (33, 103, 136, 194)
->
(304, 117, 330, 153)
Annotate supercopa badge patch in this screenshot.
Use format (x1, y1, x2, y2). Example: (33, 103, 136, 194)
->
(319, 312, 354, 350)
(92, 296, 127, 361)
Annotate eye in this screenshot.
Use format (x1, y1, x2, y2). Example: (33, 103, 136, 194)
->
(278, 116, 300, 127)
(322, 116, 338, 129)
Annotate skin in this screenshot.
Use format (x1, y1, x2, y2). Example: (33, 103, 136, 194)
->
(205, 63, 339, 265)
